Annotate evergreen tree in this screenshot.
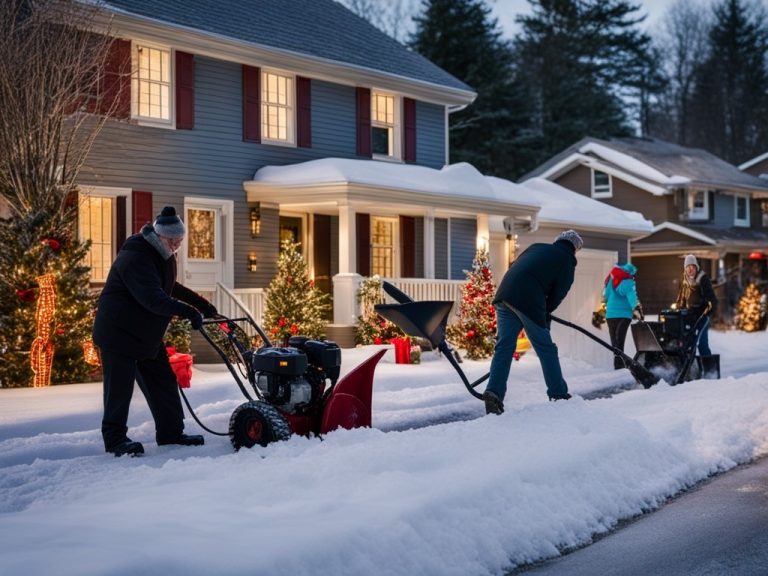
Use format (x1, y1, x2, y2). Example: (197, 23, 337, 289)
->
(687, 0, 768, 163)
(0, 207, 96, 387)
(514, 0, 659, 170)
(446, 248, 497, 359)
(736, 282, 767, 332)
(355, 275, 405, 345)
(264, 240, 331, 345)
(409, 0, 535, 179)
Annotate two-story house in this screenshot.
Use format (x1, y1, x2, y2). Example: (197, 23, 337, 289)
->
(521, 137, 768, 319)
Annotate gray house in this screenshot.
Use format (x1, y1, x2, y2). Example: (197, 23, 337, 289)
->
(72, 0, 549, 346)
(521, 137, 768, 319)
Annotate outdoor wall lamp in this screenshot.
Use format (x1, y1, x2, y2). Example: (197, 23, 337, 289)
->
(250, 206, 261, 237)
(248, 252, 258, 272)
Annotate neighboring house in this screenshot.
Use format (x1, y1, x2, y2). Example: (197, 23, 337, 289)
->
(521, 137, 768, 318)
(740, 152, 768, 181)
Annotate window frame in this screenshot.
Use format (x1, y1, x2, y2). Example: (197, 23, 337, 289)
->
(261, 68, 296, 147)
(77, 186, 132, 284)
(590, 169, 612, 198)
(371, 90, 401, 161)
(131, 41, 174, 128)
(734, 194, 750, 227)
(686, 189, 709, 221)
(370, 215, 400, 277)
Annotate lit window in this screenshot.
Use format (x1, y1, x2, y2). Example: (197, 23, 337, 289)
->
(186, 208, 217, 260)
(687, 190, 708, 220)
(372, 91, 400, 159)
(371, 216, 397, 277)
(134, 44, 171, 124)
(734, 195, 750, 227)
(591, 169, 612, 198)
(262, 70, 294, 144)
(79, 195, 114, 282)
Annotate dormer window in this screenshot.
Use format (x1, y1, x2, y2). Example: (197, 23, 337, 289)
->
(686, 189, 708, 220)
(371, 90, 400, 160)
(133, 43, 172, 126)
(591, 169, 612, 198)
(734, 194, 750, 227)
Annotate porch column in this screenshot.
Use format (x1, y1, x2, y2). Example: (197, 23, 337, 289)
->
(476, 213, 490, 251)
(337, 200, 356, 274)
(423, 208, 435, 279)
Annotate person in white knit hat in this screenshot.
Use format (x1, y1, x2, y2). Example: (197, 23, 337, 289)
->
(674, 254, 717, 356)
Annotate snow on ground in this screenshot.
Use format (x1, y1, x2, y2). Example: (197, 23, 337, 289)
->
(1, 329, 768, 576)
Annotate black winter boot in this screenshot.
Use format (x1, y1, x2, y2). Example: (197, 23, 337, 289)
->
(483, 390, 504, 415)
(548, 393, 572, 402)
(107, 439, 145, 457)
(157, 434, 205, 446)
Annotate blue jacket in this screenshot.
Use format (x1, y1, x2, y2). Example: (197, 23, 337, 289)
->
(493, 239, 577, 327)
(603, 263, 639, 319)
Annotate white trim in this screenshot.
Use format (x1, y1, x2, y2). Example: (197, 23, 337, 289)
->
(734, 193, 750, 227)
(590, 168, 612, 198)
(261, 67, 296, 147)
(370, 89, 401, 161)
(739, 151, 768, 171)
(685, 189, 709, 221)
(644, 222, 717, 245)
(77, 186, 133, 283)
(131, 40, 175, 129)
(181, 197, 234, 288)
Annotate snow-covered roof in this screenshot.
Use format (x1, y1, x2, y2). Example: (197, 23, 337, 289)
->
(246, 158, 652, 236)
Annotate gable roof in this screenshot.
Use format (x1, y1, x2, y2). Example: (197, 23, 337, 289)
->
(521, 137, 768, 196)
(101, 0, 475, 105)
(739, 151, 768, 171)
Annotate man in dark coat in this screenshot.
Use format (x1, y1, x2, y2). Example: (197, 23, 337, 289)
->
(93, 206, 217, 456)
(483, 230, 583, 415)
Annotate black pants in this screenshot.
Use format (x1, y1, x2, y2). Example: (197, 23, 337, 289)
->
(101, 345, 184, 449)
(606, 317, 631, 370)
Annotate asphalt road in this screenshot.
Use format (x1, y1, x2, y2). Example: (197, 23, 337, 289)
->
(515, 456, 768, 575)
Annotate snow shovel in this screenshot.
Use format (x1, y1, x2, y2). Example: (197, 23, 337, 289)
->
(549, 315, 659, 388)
(375, 282, 487, 400)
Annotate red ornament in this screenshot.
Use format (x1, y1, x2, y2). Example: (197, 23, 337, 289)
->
(16, 288, 36, 302)
(290, 323, 299, 335)
(374, 336, 383, 345)
(466, 329, 476, 339)
(286, 275, 293, 284)
(42, 238, 62, 251)
(278, 317, 287, 327)
(55, 327, 64, 336)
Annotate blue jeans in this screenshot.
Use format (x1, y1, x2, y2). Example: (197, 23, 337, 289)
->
(697, 317, 711, 356)
(486, 303, 569, 401)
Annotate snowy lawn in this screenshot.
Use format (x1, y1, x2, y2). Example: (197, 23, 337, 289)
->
(1, 329, 767, 576)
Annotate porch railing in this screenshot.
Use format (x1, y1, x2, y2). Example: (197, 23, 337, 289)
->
(381, 278, 464, 323)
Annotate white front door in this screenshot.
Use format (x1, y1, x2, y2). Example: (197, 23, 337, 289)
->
(180, 199, 233, 291)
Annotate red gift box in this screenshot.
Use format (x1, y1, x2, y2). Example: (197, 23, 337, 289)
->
(389, 337, 411, 364)
(166, 346, 193, 388)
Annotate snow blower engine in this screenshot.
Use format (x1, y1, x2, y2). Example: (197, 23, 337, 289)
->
(249, 336, 342, 414)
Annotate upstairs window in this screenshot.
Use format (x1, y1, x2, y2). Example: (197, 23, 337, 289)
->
(686, 189, 708, 220)
(734, 194, 750, 227)
(262, 70, 295, 145)
(133, 44, 172, 125)
(371, 91, 400, 160)
(591, 169, 612, 198)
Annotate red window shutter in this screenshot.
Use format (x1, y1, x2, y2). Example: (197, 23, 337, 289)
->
(116, 196, 127, 249)
(175, 51, 195, 130)
(297, 76, 312, 148)
(400, 216, 415, 277)
(403, 97, 417, 163)
(356, 212, 370, 276)
(100, 38, 131, 119)
(243, 65, 261, 143)
(356, 87, 371, 157)
(132, 191, 153, 233)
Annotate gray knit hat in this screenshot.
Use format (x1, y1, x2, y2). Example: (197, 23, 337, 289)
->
(555, 229, 583, 252)
(153, 206, 186, 238)
(684, 254, 698, 270)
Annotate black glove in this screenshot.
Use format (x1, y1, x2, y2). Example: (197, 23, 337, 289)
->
(203, 303, 218, 318)
(633, 305, 644, 321)
(188, 311, 204, 330)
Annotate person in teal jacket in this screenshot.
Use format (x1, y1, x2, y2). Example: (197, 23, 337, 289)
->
(603, 263, 642, 370)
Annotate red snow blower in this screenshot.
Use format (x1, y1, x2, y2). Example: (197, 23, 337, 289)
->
(194, 316, 385, 450)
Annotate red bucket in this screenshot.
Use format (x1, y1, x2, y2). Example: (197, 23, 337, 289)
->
(166, 346, 193, 388)
(389, 337, 411, 364)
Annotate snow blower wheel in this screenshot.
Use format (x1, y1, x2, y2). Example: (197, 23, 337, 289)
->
(229, 401, 291, 450)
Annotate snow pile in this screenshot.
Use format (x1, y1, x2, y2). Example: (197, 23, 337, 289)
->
(1, 330, 767, 576)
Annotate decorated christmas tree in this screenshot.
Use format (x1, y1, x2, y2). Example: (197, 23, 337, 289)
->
(0, 206, 97, 387)
(264, 240, 331, 344)
(355, 275, 404, 345)
(446, 248, 497, 359)
(736, 282, 767, 332)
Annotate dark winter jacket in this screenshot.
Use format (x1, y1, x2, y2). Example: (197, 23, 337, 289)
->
(675, 270, 717, 319)
(93, 225, 212, 359)
(493, 239, 577, 327)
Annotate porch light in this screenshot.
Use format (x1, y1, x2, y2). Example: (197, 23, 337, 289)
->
(248, 253, 258, 272)
(250, 207, 261, 237)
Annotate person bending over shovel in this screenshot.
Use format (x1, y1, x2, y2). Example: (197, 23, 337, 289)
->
(483, 230, 582, 415)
